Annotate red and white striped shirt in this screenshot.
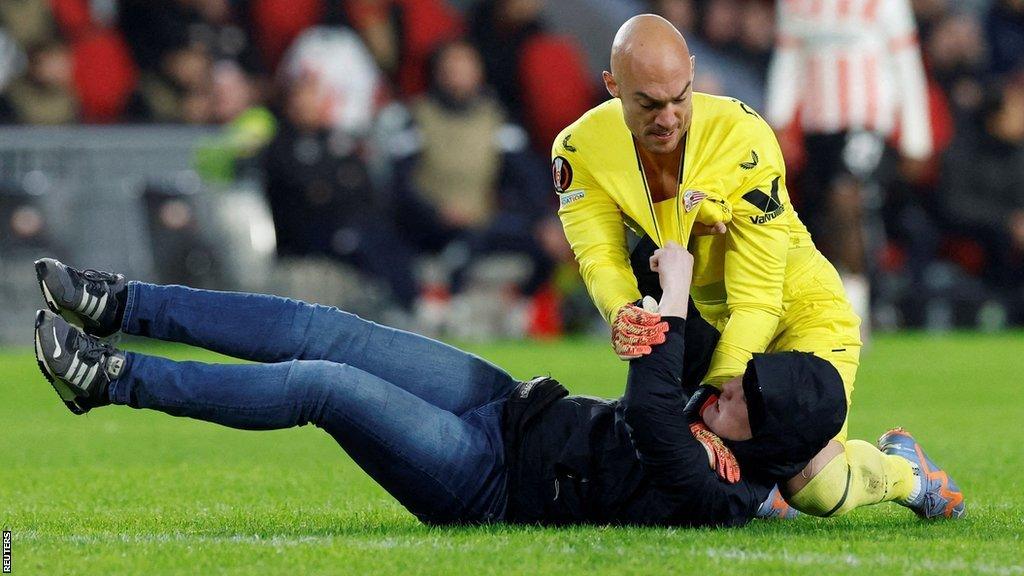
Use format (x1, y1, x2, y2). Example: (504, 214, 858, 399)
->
(766, 0, 932, 158)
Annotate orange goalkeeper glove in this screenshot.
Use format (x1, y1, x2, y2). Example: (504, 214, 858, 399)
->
(689, 422, 741, 484)
(611, 297, 668, 360)
(685, 386, 741, 483)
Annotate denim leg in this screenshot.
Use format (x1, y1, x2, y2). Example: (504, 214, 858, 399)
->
(108, 353, 508, 524)
(122, 282, 519, 414)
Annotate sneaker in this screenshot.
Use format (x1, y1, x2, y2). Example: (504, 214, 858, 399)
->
(756, 484, 800, 519)
(878, 427, 965, 519)
(34, 309, 126, 415)
(35, 258, 126, 337)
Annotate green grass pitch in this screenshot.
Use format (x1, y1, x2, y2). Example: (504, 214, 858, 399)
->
(2, 333, 1023, 575)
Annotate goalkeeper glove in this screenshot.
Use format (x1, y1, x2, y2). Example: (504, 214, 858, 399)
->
(684, 385, 741, 483)
(612, 296, 668, 360)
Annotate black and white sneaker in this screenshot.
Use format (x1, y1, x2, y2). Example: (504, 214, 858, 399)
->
(34, 310, 126, 415)
(35, 258, 127, 337)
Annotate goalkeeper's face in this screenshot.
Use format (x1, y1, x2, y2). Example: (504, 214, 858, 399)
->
(702, 376, 753, 441)
(606, 15, 696, 155)
(606, 54, 695, 156)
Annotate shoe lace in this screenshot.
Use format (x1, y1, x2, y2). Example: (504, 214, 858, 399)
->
(81, 268, 120, 283)
(75, 331, 117, 368)
(920, 490, 941, 516)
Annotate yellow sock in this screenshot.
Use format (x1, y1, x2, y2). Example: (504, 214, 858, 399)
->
(788, 440, 918, 517)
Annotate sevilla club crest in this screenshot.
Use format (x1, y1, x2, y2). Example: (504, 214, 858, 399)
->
(683, 189, 707, 212)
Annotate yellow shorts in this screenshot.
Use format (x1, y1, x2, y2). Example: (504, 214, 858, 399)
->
(769, 256, 862, 443)
(811, 345, 860, 443)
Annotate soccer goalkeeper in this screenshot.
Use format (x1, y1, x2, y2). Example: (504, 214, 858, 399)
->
(553, 14, 963, 519)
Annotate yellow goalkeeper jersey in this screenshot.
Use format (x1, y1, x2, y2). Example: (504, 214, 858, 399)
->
(553, 93, 861, 386)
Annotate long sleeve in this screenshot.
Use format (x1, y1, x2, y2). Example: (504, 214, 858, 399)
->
(765, 4, 803, 130)
(703, 190, 788, 384)
(704, 115, 791, 385)
(621, 317, 761, 526)
(554, 148, 641, 324)
(622, 318, 718, 492)
(886, 0, 932, 159)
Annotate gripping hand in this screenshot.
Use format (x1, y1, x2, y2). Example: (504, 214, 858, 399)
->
(612, 298, 668, 360)
(684, 385, 741, 483)
(689, 422, 741, 483)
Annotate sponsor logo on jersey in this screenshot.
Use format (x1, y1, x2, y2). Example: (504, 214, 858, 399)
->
(731, 98, 759, 117)
(552, 156, 573, 193)
(683, 189, 707, 212)
(740, 150, 759, 170)
(742, 176, 784, 224)
(558, 189, 586, 207)
(561, 133, 577, 153)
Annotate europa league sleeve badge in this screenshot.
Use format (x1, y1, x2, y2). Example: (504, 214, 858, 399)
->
(552, 156, 573, 194)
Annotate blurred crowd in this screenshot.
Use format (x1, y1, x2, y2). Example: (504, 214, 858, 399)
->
(1, 0, 1022, 332)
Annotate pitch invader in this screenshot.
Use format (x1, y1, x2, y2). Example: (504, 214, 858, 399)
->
(33, 254, 962, 524)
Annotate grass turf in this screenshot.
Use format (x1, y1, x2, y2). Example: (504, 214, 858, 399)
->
(2, 333, 1023, 575)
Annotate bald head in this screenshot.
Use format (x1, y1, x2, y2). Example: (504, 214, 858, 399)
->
(610, 14, 691, 79)
(604, 14, 695, 155)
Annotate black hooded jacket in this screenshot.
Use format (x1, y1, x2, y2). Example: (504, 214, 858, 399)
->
(501, 318, 772, 527)
(726, 352, 847, 483)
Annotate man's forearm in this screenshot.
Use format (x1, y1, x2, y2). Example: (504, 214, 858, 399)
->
(622, 318, 721, 490)
(580, 255, 643, 324)
(658, 284, 690, 319)
(703, 307, 781, 385)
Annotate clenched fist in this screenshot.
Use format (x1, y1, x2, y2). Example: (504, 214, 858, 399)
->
(612, 299, 669, 360)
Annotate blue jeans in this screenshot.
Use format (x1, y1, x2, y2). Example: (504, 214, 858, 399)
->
(107, 282, 519, 524)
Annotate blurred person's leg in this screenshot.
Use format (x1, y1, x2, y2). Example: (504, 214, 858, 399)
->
(888, 191, 941, 290)
(829, 175, 871, 338)
(802, 131, 882, 341)
(122, 281, 519, 414)
(991, 227, 1024, 324)
(797, 133, 846, 252)
(108, 354, 508, 523)
(952, 223, 1012, 290)
(958, 223, 1024, 325)
(982, 226, 1021, 291)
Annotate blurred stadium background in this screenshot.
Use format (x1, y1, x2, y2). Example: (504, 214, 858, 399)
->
(1, 0, 1023, 346)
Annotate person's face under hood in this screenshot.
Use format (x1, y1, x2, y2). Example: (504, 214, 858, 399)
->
(701, 376, 752, 441)
(703, 352, 848, 483)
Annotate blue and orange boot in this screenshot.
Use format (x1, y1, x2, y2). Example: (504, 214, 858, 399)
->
(878, 427, 965, 519)
(756, 485, 800, 519)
